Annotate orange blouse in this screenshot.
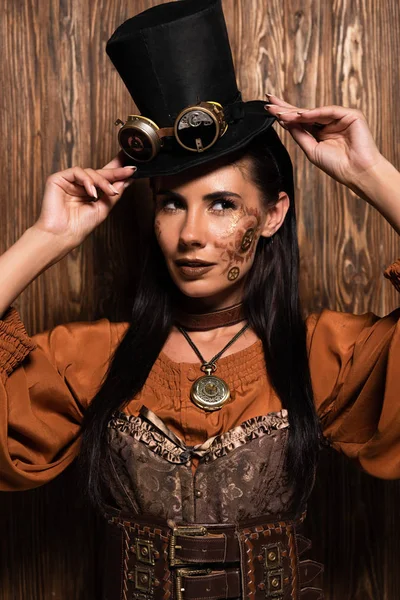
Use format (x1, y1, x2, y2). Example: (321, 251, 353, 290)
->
(1, 260, 400, 491)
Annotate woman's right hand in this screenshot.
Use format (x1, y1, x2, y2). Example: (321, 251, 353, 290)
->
(33, 151, 137, 250)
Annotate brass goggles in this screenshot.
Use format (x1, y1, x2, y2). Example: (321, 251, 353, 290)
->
(114, 101, 228, 162)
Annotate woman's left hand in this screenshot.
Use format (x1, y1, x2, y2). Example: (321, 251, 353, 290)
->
(264, 94, 384, 190)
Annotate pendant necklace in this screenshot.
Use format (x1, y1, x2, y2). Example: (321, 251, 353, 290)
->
(177, 323, 249, 412)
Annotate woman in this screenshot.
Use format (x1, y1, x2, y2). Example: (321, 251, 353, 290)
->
(1, 1, 399, 599)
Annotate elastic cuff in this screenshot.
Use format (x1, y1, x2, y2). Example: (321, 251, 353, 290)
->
(383, 258, 400, 293)
(0, 307, 37, 381)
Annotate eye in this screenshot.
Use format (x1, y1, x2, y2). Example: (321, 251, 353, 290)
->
(209, 199, 237, 213)
(157, 197, 185, 212)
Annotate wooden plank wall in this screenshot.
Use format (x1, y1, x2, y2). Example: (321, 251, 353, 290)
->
(1, 0, 399, 598)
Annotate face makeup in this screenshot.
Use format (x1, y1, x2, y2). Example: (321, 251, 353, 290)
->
(227, 267, 240, 281)
(207, 206, 244, 239)
(240, 228, 255, 252)
(152, 162, 271, 304)
(214, 206, 262, 278)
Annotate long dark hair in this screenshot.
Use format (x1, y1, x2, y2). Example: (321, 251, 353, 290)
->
(79, 127, 322, 511)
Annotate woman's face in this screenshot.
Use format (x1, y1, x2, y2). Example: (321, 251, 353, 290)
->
(153, 158, 289, 306)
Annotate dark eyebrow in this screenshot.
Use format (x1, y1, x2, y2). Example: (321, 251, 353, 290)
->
(155, 189, 242, 200)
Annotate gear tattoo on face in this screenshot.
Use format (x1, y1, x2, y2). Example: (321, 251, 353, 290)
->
(227, 266, 240, 281)
(215, 206, 262, 277)
(240, 228, 255, 252)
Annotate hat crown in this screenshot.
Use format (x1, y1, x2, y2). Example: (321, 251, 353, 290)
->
(106, 0, 240, 126)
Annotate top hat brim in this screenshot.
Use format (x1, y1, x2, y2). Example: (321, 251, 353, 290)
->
(127, 101, 277, 179)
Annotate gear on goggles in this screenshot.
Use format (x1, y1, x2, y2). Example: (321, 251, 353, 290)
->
(114, 101, 242, 162)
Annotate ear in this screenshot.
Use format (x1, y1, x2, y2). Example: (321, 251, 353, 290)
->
(260, 191, 290, 238)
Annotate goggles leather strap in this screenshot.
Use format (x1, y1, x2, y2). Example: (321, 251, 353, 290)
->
(157, 126, 174, 139)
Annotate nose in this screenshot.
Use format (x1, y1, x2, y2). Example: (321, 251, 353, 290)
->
(178, 207, 207, 248)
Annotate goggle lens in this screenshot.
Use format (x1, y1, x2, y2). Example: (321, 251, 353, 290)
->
(175, 108, 219, 152)
(119, 127, 156, 162)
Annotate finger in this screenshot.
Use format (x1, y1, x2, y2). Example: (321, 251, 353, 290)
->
(96, 176, 135, 200)
(284, 124, 319, 160)
(54, 166, 100, 199)
(295, 105, 362, 123)
(93, 165, 137, 183)
(265, 93, 298, 110)
(96, 177, 135, 210)
(265, 104, 314, 121)
(270, 107, 336, 128)
(84, 167, 136, 197)
(90, 178, 136, 214)
(270, 104, 362, 130)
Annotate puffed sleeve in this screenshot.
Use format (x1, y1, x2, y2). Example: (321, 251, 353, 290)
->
(307, 259, 400, 479)
(0, 306, 127, 491)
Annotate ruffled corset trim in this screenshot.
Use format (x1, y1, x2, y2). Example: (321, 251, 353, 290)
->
(108, 407, 289, 465)
(0, 306, 37, 383)
(109, 411, 187, 464)
(384, 258, 400, 293)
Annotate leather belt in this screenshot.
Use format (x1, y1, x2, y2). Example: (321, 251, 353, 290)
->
(101, 505, 324, 600)
(176, 568, 240, 600)
(170, 523, 239, 565)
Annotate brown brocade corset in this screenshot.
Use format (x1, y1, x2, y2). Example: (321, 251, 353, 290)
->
(102, 407, 324, 600)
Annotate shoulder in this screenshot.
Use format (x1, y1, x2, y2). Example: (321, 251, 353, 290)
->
(305, 309, 376, 338)
(305, 308, 399, 357)
(31, 317, 130, 368)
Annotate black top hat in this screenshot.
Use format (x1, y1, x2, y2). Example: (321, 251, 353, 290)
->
(106, 0, 277, 179)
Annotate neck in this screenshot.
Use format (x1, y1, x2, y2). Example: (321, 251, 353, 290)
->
(174, 282, 246, 331)
(176, 280, 245, 314)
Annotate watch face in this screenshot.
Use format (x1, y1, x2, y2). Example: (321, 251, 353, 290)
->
(176, 108, 219, 151)
(119, 126, 156, 161)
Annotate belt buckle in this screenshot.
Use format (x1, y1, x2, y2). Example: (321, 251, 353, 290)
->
(169, 524, 208, 566)
(175, 567, 211, 600)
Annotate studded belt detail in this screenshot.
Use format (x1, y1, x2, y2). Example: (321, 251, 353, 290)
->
(101, 506, 324, 600)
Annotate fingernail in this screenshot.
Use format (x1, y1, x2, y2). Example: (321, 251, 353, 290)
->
(109, 184, 119, 195)
(276, 111, 292, 116)
(90, 185, 98, 199)
(278, 120, 288, 130)
(297, 110, 309, 115)
(123, 178, 134, 189)
(123, 165, 137, 170)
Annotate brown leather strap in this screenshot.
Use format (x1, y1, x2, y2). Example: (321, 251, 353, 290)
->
(157, 126, 174, 138)
(102, 506, 324, 600)
(297, 534, 313, 556)
(298, 560, 324, 586)
(173, 527, 239, 564)
(300, 588, 325, 599)
(178, 569, 241, 600)
(174, 302, 245, 331)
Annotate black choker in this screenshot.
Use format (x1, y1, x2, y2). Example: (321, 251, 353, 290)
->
(174, 302, 245, 331)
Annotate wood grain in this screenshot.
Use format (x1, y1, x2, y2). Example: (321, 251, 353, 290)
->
(0, 0, 399, 598)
